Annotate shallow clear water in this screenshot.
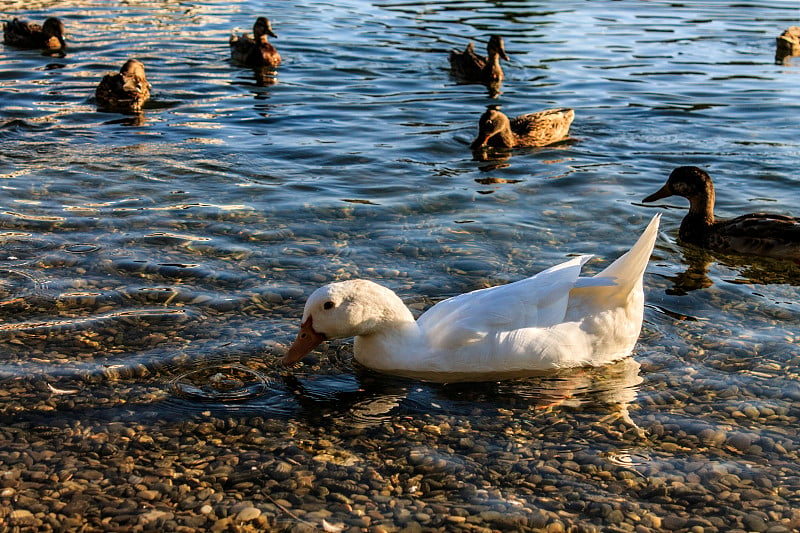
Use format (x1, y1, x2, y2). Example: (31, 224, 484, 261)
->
(1, 0, 799, 531)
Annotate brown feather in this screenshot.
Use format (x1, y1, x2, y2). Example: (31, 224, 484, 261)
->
(230, 17, 281, 68)
(449, 35, 508, 84)
(643, 166, 800, 261)
(95, 59, 151, 113)
(3, 17, 65, 50)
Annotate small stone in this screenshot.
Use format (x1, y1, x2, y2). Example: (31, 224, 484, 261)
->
(742, 513, 767, 532)
(422, 425, 441, 435)
(11, 509, 35, 522)
(237, 506, 261, 522)
(78, 470, 103, 481)
(662, 515, 688, 530)
(727, 433, 753, 452)
(138, 490, 160, 501)
(200, 505, 213, 515)
(140, 510, 171, 524)
(211, 518, 232, 533)
(607, 510, 625, 524)
(743, 405, 760, 419)
(765, 526, 791, 533)
(273, 462, 292, 481)
(642, 513, 661, 528)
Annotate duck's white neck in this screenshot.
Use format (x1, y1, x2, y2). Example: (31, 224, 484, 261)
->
(351, 305, 424, 372)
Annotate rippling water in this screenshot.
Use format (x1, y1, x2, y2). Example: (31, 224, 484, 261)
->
(1, 0, 799, 531)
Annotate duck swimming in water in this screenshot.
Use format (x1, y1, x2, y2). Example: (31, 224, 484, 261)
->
(643, 166, 800, 262)
(95, 59, 151, 113)
(449, 35, 508, 84)
(776, 26, 800, 63)
(230, 17, 281, 69)
(471, 106, 575, 150)
(284, 215, 660, 382)
(3, 17, 66, 50)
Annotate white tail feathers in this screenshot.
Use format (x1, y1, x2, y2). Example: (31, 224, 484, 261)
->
(596, 213, 661, 291)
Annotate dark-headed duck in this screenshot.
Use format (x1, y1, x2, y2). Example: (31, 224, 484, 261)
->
(643, 166, 800, 262)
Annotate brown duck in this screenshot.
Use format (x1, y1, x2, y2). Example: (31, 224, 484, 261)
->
(95, 59, 151, 113)
(471, 106, 575, 150)
(643, 166, 800, 262)
(3, 17, 66, 50)
(776, 26, 800, 63)
(449, 35, 508, 84)
(230, 17, 281, 68)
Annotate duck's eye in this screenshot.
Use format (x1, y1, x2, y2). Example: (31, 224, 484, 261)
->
(323, 301, 335, 310)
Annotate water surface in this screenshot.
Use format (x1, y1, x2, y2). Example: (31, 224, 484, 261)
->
(1, 0, 799, 531)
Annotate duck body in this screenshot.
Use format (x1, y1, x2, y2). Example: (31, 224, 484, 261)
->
(95, 59, 151, 113)
(471, 106, 575, 150)
(284, 215, 660, 382)
(3, 17, 66, 50)
(449, 35, 508, 84)
(644, 166, 800, 261)
(776, 26, 800, 62)
(230, 17, 280, 68)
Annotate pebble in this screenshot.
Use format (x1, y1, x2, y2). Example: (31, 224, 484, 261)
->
(0, 318, 798, 533)
(10, 509, 35, 522)
(138, 489, 160, 500)
(236, 506, 261, 522)
(743, 513, 768, 532)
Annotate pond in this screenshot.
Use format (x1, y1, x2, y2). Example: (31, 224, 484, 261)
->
(1, 0, 799, 531)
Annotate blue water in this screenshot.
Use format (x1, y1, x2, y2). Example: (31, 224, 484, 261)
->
(1, 0, 799, 530)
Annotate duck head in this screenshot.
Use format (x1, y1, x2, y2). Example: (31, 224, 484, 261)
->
(120, 59, 150, 93)
(254, 17, 278, 39)
(471, 106, 513, 149)
(283, 280, 412, 366)
(43, 17, 66, 49)
(643, 166, 715, 206)
(487, 35, 509, 61)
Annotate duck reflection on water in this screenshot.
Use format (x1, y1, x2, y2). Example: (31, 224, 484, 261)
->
(665, 244, 800, 296)
(281, 355, 644, 432)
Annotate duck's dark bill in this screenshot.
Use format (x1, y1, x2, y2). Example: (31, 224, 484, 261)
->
(643, 184, 671, 203)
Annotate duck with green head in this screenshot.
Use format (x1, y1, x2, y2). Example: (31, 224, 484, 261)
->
(643, 166, 800, 262)
(3, 17, 66, 50)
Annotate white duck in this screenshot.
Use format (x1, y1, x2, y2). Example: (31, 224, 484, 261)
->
(284, 215, 660, 382)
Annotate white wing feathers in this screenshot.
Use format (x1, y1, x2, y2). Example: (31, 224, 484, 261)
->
(418, 255, 617, 351)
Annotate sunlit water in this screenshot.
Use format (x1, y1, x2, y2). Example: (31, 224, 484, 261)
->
(1, 0, 799, 531)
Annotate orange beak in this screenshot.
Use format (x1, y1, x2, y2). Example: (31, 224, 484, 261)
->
(283, 317, 326, 366)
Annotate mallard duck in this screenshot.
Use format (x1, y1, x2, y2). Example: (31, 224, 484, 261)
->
(95, 59, 151, 113)
(230, 17, 281, 68)
(449, 35, 508, 84)
(3, 17, 66, 50)
(283, 215, 660, 382)
(643, 166, 800, 261)
(776, 26, 800, 63)
(471, 106, 575, 150)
